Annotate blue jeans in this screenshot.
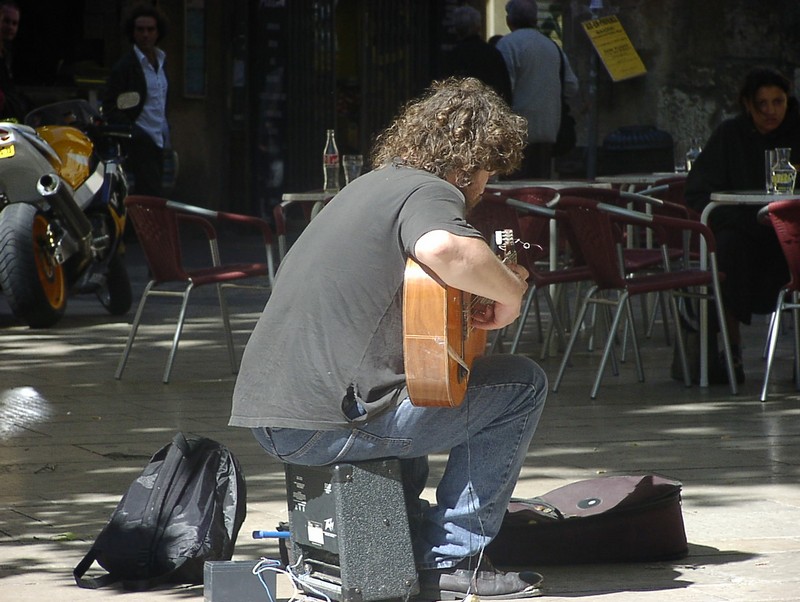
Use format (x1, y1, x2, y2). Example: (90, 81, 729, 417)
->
(252, 354, 547, 570)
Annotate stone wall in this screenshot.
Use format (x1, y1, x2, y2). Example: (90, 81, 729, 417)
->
(557, 0, 800, 161)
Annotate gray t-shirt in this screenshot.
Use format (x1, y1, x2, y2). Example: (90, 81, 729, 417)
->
(229, 165, 483, 430)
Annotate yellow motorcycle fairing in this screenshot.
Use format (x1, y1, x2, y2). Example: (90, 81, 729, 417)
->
(36, 125, 93, 190)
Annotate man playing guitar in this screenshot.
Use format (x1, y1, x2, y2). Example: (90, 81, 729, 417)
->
(231, 77, 548, 600)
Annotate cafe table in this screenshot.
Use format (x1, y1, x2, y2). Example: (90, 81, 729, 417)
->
(595, 172, 686, 192)
(275, 191, 335, 259)
(696, 190, 800, 388)
(486, 179, 612, 193)
(593, 173, 688, 246)
(598, 172, 688, 243)
(278, 180, 612, 263)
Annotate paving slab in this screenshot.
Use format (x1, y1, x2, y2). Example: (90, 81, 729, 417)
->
(2, 238, 799, 601)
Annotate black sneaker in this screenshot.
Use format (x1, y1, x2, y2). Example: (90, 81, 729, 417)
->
(417, 555, 543, 600)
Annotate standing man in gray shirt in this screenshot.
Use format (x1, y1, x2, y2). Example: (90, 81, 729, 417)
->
(103, 4, 170, 198)
(497, 0, 578, 178)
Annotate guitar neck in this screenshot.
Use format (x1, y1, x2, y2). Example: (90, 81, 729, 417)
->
(475, 229, 516, 306)
(496, 228, 516, 265)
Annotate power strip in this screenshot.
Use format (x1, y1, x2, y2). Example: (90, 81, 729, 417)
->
(204, 560, 277, 602)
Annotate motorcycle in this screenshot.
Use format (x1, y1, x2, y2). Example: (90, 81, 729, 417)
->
(0, 98, 133, 328)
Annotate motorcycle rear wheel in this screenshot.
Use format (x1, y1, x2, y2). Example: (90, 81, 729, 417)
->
(0, 203, 67, 328)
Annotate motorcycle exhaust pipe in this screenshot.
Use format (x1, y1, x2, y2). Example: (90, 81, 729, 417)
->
(37, 174, 93, 259)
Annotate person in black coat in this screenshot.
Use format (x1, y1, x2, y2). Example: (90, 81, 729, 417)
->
(686, 67, 800, 381)
(102, 4, 170, 198)
(441, 6, 512, 105)
(0, 1, 29, 121)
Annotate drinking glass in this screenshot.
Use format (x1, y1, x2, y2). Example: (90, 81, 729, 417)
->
(343, 154, 364, 185)
(765, 149, 777, 193)
(673, 142, 686, 173)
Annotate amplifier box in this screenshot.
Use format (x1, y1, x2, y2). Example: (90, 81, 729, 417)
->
(285, 459, 418, 602)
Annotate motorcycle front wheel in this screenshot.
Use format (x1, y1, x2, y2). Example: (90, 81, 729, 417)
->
(0, 203, 67, 328)
(96, 251, 132, 316)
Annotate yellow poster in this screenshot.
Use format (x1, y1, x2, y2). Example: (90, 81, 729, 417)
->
(582, 15, 647, 82)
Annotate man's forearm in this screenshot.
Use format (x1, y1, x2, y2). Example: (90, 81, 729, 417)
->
(413, 230, 527, 306)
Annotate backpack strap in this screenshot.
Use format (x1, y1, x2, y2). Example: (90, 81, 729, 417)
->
(73, 547, 120, 589)
(139, 433, 198, 568)
(119, 565, 188, 591)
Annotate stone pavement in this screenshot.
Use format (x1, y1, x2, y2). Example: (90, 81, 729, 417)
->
(1, 237, 799, 602)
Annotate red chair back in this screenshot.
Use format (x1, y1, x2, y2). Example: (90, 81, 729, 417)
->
(557, 186, 624, 204)
(558, 196, 627, 289)
(504, 188, 557, 252)
(125, 196, 189, 283)
(492, 186, 559, 205)
(767, 199, 800, 292)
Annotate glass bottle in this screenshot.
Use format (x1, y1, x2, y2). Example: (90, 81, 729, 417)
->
(771, 147, 797, 194)
(322, 129, 340, 192)
(684, 138, 701, 172)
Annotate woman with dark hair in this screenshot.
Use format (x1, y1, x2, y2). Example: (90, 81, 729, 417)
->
(686, 66, 800, 382)
(232, 78, 549, 600)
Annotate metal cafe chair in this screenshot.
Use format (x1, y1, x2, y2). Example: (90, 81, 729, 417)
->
(500, 193, 595, 358)
(760, 199, 800, 401)
(557, 186, 691, 351)
(552, 195, 738, 399)
(466, 192, 545, 353)
(639, 176, 702, 265)
(636, 179, 702, 340)
(116, 196, 276, 383)
(469, 188, 592, 358)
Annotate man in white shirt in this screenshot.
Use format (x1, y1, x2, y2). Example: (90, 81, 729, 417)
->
(497, 0, 578, 178)
(102, 5, 170, 198)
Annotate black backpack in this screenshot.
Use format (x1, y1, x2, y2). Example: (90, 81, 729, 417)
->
(74, 432, 247, 590)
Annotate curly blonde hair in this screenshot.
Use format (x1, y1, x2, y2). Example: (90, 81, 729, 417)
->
(370, 77, 527, 187)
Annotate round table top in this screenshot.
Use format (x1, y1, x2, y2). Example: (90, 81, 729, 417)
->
(595, 172, 686, 185)
(281, 191, 335, 202)
(486, 179, 611, 191)
(709, 190, 800, 203)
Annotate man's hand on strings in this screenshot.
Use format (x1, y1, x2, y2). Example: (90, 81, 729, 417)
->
(471, 263, 528, 330)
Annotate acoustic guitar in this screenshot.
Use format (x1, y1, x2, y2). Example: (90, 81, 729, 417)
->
(403, 229, 517, 407)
